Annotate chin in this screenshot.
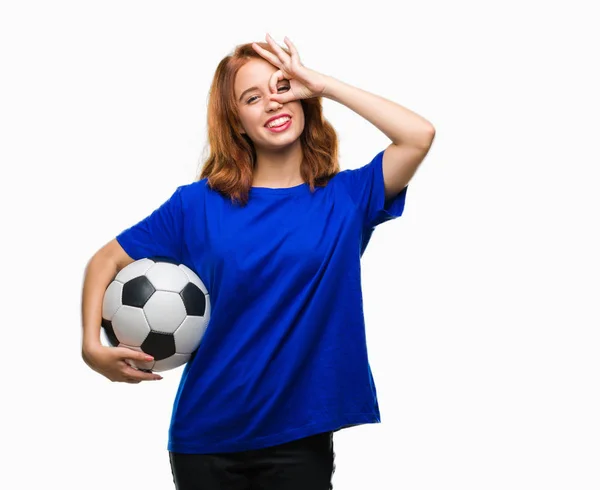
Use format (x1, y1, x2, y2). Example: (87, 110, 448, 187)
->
(261, 127, 302, 144)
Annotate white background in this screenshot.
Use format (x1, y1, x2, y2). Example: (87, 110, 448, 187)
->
(2, 1, 599, 489)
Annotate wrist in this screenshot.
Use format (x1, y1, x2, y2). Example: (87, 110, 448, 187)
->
(321, 75, 342, 100)
(82, 338, 103, 358)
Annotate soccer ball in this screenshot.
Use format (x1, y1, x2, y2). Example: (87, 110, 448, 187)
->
(101, 257, 211, 373)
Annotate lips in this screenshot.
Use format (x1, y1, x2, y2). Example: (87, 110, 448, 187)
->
(265, 118, 292, 133)
(264, 114, 292, 128)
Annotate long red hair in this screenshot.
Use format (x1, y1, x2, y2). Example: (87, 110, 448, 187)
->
(197, 41, 340, 207)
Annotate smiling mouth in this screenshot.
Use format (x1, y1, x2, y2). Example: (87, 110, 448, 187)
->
(265, 116, 292, 129)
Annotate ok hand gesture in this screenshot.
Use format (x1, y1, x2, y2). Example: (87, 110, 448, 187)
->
(252, 34, 329, 103)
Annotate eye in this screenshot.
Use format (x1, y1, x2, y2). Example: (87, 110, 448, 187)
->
(246, 86, 290, 104)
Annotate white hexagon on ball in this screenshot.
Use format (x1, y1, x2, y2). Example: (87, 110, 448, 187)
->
(146, 262, 189, 293)
(114, 258, 154, 283)
(112, 305, 151, 347)
(143, 291, 187, 334)
(102, 281, 123, 321)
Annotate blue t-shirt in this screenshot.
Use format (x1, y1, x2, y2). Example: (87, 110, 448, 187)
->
(116, 149, 408, 454)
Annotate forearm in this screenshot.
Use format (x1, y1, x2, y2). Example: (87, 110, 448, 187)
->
(81, 251, 118, 355)
(321, 75, 434, 147)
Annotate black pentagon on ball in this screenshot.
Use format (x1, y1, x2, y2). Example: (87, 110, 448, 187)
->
(141, 331, 176, 361)
(180, 282, 206, 316)
(101, 318, 119, 347)
(122, 275, 155, 307)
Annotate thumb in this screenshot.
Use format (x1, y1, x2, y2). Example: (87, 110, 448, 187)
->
(117, 347, 154, 362)
(269, 93, 293, 105)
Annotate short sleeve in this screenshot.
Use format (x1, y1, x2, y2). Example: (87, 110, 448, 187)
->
(344, 149, 408, 230)
(116, 185, 185, 263)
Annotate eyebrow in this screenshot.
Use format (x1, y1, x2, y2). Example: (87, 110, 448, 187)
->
(238, 86, 260, 102)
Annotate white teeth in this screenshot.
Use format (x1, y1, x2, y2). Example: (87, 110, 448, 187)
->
(266, 116, 291, 128)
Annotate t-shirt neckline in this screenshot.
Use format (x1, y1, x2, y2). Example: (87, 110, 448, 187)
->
(249, 182, 309, 196)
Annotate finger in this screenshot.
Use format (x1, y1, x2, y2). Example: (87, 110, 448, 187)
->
(252, 42, 281, 67)
(265, 33, 291, 64)
(124, 363, 163, 381)
(269, 69, 285, 95)
(269, 92, 293, 105)
(283, 37, 300, 63)
(117, 347, 154, 364)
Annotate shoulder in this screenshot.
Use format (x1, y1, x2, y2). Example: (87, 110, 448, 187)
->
(176, 178, 211, 200)
(326, 150, 385, 191)
(330, 150, 385, 181)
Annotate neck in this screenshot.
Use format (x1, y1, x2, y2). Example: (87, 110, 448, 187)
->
(252, 140, 305, 187)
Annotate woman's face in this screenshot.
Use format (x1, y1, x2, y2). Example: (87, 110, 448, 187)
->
(234, 58, 305, 150)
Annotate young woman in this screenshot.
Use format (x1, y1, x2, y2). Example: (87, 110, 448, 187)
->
(81, 34, 435, 490)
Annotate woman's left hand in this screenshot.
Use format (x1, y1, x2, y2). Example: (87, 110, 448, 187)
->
(252, 34, 328, 103)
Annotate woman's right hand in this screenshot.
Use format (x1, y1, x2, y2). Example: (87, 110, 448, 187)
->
(82, 344, 163, 383)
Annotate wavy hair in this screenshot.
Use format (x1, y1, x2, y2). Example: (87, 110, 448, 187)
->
(196, 41, 340, 207)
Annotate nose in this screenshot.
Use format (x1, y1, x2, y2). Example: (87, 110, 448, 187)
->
(266, 96, 283, 112)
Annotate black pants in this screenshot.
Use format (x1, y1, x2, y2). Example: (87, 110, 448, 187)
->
(169, 431, 336, 490)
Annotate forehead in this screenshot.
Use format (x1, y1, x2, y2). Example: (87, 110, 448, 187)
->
(234, 58, 278, 94)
